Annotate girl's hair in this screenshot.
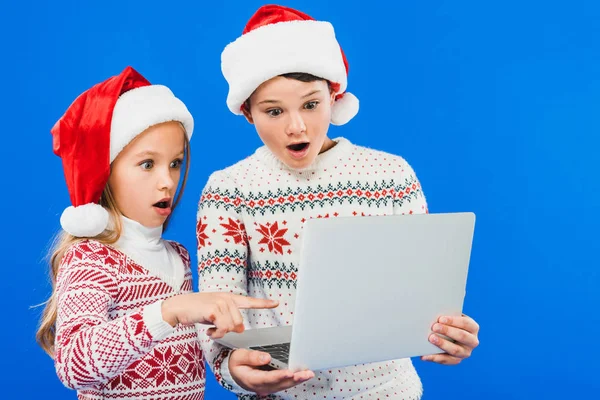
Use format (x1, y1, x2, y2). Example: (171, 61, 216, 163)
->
(243, 72, 333, 112)
(36, 127, 191, 358)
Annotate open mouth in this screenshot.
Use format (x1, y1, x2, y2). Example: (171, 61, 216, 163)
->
(287, 142, 309, 152)
(153, 199, 171, 209)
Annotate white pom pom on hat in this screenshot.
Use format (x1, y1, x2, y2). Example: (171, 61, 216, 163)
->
(331, 92, 359, 126)
(60, 204, 110, 238)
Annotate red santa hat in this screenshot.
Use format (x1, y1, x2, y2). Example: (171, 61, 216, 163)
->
(221, 4, 359, 125)
(51, 66, 194, 237)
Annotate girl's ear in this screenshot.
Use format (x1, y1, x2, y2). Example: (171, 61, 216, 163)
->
(242, 106, 255, 124)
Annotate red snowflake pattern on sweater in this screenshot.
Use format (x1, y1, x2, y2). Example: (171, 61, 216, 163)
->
(220, 217, 247, 245)
(256, 221, 291, 255)
(196, 219, 210, 248)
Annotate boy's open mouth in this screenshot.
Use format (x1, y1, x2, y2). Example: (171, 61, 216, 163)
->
(287, 142, 309, 152)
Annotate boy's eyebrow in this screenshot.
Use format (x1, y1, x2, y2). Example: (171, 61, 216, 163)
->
(257, 89, 323, 105)
(301, 89, 322, 98)
(257, 99, 280, 105)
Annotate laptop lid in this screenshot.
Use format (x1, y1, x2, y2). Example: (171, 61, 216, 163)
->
(288, 212, 476, 372)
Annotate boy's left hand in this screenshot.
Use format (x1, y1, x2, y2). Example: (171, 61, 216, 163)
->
(421, 314, 480, 365)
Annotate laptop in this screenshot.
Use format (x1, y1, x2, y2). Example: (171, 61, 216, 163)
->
(215, 212, 476, 372)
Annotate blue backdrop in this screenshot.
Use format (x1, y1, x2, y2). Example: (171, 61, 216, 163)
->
(2, 0, 598, 398)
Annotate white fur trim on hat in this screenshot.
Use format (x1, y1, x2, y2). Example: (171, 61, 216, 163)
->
(109, 85, 194, 162)
(60, 203, 109, 237)
(222, 20, 350, 115)
(331, 92, 359, 126)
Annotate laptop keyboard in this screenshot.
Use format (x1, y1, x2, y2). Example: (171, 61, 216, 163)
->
(250, 343, 290, 364)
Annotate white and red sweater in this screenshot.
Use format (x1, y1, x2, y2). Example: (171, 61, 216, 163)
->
(197, 137, 428, 400)
(54, 217, 205, 399)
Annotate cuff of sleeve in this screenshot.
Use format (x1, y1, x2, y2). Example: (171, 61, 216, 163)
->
(219, 350, 256, 395)
(143, 300, 176, 342)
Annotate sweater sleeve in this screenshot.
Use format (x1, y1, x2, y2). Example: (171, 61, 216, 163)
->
(392, 158, 429, 215)
(196, 172, 256, 396)
(54, 241, 175, 390)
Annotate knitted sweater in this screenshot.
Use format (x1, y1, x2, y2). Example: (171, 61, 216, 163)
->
(54, 218, 205, 399)
(197, 137, 428, 400)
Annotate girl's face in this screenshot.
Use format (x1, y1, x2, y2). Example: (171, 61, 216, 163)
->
(244, 76, 337, 170)
(108, 121, 185, 228)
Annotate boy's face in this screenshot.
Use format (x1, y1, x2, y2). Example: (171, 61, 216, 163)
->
(244, 76, 336, 169)
(108, 121, 185, 228)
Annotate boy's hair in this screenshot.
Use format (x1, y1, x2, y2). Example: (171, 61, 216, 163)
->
(36, 130, 191, 358)
(243, 72, 333, 112)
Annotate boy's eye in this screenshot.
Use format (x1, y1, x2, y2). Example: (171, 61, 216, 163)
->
(170, 159, 183, 168)
(304, 101, 319, 110)
(140, 160, 153, 170)
(267, 108, 282, 117)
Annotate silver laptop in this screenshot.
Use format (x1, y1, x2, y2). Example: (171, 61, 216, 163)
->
(215, 212, 476, 372)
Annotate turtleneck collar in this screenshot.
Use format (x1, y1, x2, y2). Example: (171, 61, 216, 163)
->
(118, 214, 164, 249)
(255, 137, 352, 172)
(113, 215, 184, 292)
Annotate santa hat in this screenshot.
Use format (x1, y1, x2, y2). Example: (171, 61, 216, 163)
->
(221, 4, 359, 125)
(51, 66, 194, 237)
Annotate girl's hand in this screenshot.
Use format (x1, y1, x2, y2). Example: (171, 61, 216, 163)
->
(229, 348, 314, 396)
(421, 314, 480, 365)
(161, 293, 279, 338)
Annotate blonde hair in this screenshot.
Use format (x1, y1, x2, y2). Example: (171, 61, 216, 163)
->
(36, 128, 191, 358)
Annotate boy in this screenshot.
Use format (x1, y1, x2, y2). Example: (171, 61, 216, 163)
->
(197, 5, 480, 399)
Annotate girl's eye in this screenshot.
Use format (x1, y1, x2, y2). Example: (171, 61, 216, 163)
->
(140, 160, 153, 170)
(170, 159, 183, 168)
(304, 101, 319, 110)
(267, 108, 283, 117)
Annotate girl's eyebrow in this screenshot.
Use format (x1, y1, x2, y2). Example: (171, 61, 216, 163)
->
(134, 150, 158, 158)
(135, 150, 185, 159)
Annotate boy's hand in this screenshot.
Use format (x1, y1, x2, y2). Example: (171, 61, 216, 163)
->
(421, 314, 480, 365)
(161, 293, 279, 338)
(229, 348, 314, 396)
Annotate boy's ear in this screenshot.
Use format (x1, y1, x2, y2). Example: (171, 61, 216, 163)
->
(329, 90, 336, 106)
(242, 106, 255, 124)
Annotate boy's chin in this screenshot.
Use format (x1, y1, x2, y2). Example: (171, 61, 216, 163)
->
(281, 156, 317, 171)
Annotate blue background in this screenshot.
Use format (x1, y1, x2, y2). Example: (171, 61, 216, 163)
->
(1, 0, 598, 398)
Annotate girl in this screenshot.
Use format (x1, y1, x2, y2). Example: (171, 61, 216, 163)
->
(37, 66, 278, 400)
(197, 5, 480, 399)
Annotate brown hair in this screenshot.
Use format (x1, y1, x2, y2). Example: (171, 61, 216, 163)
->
(36, 128, 191, 358)
(243, 72, 333, 112)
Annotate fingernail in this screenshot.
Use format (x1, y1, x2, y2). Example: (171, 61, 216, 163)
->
(430, 335, 439, 344)
(433, 324, 442, 333)
(260, 354, 268, 362)
(440, 317, 449, 324)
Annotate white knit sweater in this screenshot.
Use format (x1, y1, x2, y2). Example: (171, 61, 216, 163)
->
(197, 137, 428, 400)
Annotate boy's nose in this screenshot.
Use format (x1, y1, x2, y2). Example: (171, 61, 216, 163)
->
(285, 113, 306, 135)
